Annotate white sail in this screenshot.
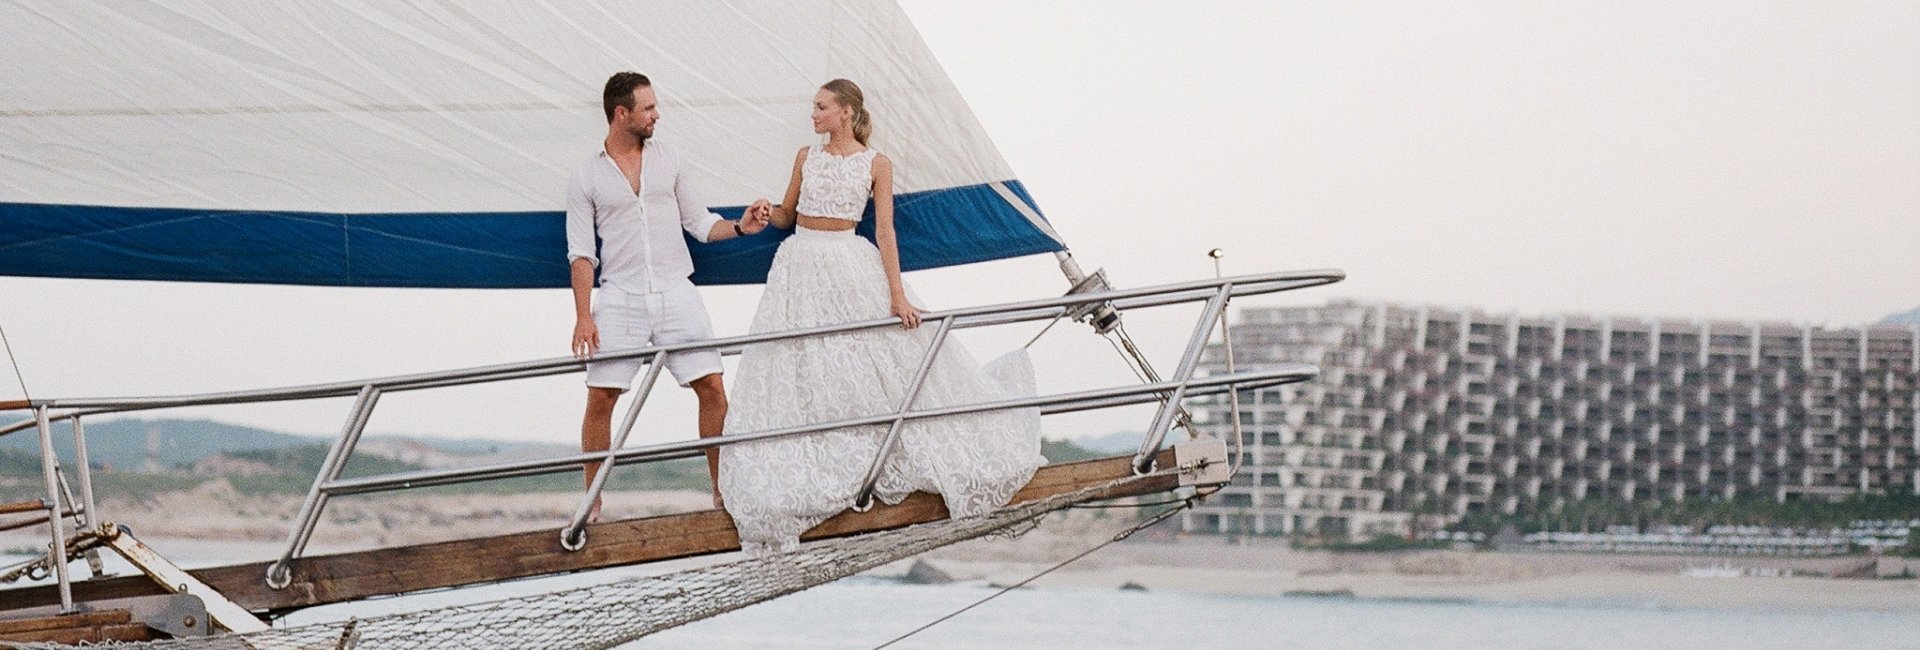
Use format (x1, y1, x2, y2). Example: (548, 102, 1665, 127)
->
(0, 0, 1061, 286)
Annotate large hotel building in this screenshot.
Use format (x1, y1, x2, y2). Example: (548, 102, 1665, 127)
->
(1183, 301, 1920, 538)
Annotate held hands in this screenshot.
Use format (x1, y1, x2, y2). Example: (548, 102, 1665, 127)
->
(572, 318, 600, 359)
(891, 294, 922, 329)
(739, 199, 773, 235)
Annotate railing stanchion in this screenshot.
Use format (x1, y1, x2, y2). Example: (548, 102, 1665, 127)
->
(69, 416, 99, 527)
(1132, 285, 1232, 474)
(852, 316, 955, 511)
(69, 415, 106, 577)
(267, 384, 380, 589)
(562, 352, 666, 550)
(35, 405, 74, 612)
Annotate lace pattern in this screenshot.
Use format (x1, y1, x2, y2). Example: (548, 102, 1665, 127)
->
(794, 145, 876, 221)
(718, 228, 1045, 555)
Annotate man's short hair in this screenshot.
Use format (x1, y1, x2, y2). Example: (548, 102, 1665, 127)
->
(603, 72, 652, 123)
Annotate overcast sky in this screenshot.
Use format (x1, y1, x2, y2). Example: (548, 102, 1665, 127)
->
(2, 1, 1915, 445)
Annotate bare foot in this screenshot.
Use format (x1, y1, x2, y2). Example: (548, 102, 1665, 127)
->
(586, 497, 603, 524)
(712, 493, 725, 510)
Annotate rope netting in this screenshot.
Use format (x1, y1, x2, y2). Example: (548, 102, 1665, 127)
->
(7, 474, 1167, 650)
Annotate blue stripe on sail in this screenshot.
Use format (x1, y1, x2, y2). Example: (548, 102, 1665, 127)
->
(0, 181, 1063, 288)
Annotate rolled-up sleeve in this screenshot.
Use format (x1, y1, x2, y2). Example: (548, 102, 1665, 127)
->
(672, 159, 725, 243)
(565, 168, 598, 268)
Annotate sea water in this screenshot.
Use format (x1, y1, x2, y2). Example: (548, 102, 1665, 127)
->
(272, 567, 1911, 650)
(5, 545, 1911, 649)
(627, 578, 1913, 649)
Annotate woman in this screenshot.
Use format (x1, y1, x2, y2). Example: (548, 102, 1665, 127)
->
(718, 79, 1044, 556)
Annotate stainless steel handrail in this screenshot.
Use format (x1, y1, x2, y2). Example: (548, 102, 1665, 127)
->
(0, 269, 1340, 423)
(0, 269, 1342, 592)
(315, 365, 1314, 497)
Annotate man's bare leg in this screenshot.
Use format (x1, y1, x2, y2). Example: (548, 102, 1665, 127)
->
(581, 386, 622, 523)
(687, 373, 728, 509)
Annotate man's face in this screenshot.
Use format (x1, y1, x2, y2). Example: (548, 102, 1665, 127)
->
(618, 86, 660, 140)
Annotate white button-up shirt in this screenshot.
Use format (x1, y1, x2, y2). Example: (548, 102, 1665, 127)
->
(566, 141, 725, 293)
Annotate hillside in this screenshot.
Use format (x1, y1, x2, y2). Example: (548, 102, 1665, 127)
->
(0, 418, 314, 471)
(1, 417, 1125, 496)
(0, 418, 557, 472)
(1884, 307, 1920, 326)
(1070, 430, 1152, 454)
(0, 418, 714, 494)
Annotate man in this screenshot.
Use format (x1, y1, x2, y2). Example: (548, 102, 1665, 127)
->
(567, 72, 770, 519)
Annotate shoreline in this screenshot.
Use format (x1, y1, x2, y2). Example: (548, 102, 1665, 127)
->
(885, 510, 1920, 615)
(5, 489, 1917, 616)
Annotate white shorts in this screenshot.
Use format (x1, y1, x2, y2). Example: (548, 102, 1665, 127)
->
(586, 282, 724, 390)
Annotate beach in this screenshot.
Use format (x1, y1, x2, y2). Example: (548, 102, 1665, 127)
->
(5, 485, 1916, 617)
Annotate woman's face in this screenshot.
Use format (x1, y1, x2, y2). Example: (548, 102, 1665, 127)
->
(811, 89, 849, 135)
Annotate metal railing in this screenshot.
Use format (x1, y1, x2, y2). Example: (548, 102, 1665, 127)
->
(1, 268, 1340, 603)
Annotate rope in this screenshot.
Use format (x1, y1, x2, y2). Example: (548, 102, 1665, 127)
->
(0, 529, 109, 584)
(870, 498, 1196, 649)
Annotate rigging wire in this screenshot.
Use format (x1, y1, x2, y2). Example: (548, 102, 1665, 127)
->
(0, 323, 55, 583)
(1022, 309, 1070, 350)
(1103, 331, 1150, 384)
(1, 325, 31, 404)
(869, 499, 1195, 650)
(1067, 484, 1223, 509)
(1098, 324, 1201, 440)
(1109, 323, 1200, 439)
(0, 325, 108, 577)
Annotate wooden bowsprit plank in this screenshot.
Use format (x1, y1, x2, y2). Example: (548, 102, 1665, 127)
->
(0, 609, 132, 635)
(0, 499, 47, 516)
(0, 451, 1180, 616)
(0, 609, 152, 645)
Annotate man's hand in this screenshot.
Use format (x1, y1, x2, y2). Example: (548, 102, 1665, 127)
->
(572, 318, 600, 358)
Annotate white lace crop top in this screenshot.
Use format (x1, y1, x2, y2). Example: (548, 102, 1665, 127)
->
(795, 144, 877, 221)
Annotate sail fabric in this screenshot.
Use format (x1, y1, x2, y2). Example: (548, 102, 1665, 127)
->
(0, 1, 1063, 287)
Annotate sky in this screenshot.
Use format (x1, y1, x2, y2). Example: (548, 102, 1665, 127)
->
(2, 1, 1916, 446)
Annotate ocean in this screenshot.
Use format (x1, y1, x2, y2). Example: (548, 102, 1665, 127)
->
(266, 567, 1912, 650)
(626, 578, 1914, 649)
(5, 543, 1913, 649)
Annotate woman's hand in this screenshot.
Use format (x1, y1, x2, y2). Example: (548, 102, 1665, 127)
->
(742, 199, 772, 234)
(891, 295, 922, 329)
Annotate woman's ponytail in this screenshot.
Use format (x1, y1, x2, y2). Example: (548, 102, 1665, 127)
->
(823, 79, 872, 146)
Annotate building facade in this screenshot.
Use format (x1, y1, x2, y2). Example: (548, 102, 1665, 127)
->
(1183, 301, 1920, 538)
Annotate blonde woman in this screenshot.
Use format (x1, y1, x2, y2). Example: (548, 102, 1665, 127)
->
(718, 79, 1043, 555)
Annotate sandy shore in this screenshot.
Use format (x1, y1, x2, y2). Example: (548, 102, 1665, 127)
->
(6, 485, 1917, 614)
(4, 479, 718, 550)
(1, 481, 719, 567)
(886, 509, 1920, 614)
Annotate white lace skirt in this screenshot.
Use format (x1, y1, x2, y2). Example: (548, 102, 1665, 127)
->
(718, 227, 1044, 556)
